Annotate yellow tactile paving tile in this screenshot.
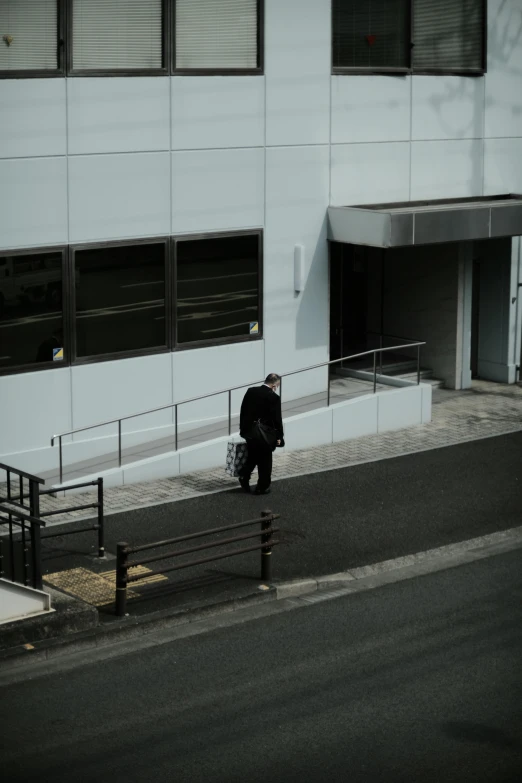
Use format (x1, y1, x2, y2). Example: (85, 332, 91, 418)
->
(43, 564, 167, 607)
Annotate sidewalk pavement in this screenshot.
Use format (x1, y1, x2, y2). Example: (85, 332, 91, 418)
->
(26, 380, 522, 524)
(1, 380, 521, 658)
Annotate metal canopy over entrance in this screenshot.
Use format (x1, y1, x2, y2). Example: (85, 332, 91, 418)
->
(328, 194, 522, 248)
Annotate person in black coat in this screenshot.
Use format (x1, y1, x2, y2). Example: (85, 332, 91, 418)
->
(238, 373, 285, 495)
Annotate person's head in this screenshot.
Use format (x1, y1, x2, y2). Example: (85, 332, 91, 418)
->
(265, 373, 281, 391)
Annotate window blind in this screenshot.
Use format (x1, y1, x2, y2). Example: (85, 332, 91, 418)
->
(413, 0, 484, 70)
(72, 0, 163, 70)
(175, 0, 258, 70)
(0, 0, 58, 71)
(332, 0, 409, 69)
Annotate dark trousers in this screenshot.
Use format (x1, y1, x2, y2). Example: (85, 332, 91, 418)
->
(240, 439, 273, 492)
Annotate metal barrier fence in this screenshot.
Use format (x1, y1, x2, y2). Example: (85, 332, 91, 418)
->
(0, 464, 106, 594)
(39, 478, 105, 558)
(0, 503, 45, 590)
(0, 462, 44, 589)
(115, 510, 279, 617)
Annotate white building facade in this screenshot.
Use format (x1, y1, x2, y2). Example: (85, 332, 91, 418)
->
(1, 0, 522, 479)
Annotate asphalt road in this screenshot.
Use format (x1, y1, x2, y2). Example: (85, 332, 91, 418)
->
(42, 432, 522, 587)
(2, 548, 521, 782)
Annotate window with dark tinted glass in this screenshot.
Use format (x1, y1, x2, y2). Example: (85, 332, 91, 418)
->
(175, 233, 261, 346)
(332, 0, 485, 73)
(413, 0, 484, 72)
(333, 0, 410, 70)
(73, 241, 167, 359)
(0, 249, 65, 370)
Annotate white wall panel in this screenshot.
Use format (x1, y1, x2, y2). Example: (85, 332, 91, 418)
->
(0, 79, 66, 159)
(378, 387, 423, 432)
(264, 145, 330, 394)
(331, 142, 410, 205)
(0, 368, 71, 455)
(410, 139, 483, 200)
(412, 76, 485, 141)
(68, 152, 170, 242)
(67, 78, 170, 155)
(171, 147, 264, 233)
(484, 138, 522, 194)
(332, 396, 378, 442)
(485, 0, 522, 138)
(71, 353, 173, 441)
(173, 340, 265, 426)
(171, 76, 265, 150)
(0, 157, 68, 248)
(265, 0, 330, 146)
(332, 75, 411, 144)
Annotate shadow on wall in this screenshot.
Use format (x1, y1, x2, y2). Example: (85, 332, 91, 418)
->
(486, 0, 522, 115)
(295, 214, 329, 351)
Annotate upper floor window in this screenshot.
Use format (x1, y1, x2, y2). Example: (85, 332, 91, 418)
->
(1, 0, 263, 77)
(70, 0, 166, 74)
(174, 0, 262, 73)
(0, 0, 63, 75)
(332, 0, 486, 75)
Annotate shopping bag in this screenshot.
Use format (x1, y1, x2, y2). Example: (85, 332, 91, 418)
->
(225, 440, 248, 477)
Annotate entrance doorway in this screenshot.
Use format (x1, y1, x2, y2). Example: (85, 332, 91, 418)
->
(329, 242, 384, 363)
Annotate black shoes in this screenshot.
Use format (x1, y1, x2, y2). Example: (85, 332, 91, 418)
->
(238, 475, 251, 493)
(254, 488, 271, 495)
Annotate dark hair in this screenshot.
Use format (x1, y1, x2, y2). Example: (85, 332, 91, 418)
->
(265, 373, 281, 385)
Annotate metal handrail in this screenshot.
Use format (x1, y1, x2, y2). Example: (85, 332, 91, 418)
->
(51, 340, 425, 484)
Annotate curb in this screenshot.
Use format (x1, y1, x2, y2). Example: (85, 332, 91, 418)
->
(273, 525, 522, 602)
(0, 586, 277, 673)
(2, 526, 521, 674)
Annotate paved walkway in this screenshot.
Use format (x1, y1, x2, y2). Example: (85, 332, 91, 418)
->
(4, 380, 522, 527)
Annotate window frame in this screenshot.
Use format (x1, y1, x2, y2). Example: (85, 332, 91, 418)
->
(69, 237, 171, 366)
(66, 0, 170, 77)
(172, 0, 264, 76)
(331, 0, 487, 76)
(0, 244, 69, 376)
(172, 229, 263, 352)
(0, 0, 66, 79)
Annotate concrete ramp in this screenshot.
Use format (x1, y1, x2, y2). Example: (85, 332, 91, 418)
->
(53, 383, 433, 491)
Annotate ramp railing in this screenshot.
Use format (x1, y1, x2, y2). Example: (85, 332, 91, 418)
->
(51, 340, 425, 484)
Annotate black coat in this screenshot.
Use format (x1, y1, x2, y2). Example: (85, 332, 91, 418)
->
(240, 385, 285, 446)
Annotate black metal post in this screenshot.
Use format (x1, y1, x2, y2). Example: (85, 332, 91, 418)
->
(21, 519, 29, 586)
(19, 476, 24, 507)
(373, 351, 377, 394)
(115, 541, 129, 617)
(59, 435, 63, 485)
(0, 537, 3, 580)
(260, 510, 273, 583)
(380, 335, 383, 376)
(279, 376, 283, 403)
(228, 389, 232, 436)
(175, 405, 178, 451)
(327, 365, 331, 407)
(97, 478, 105, 558)
(417, 344, 421, 385)
(118, 420, 122, 468)
(8, 513, 15, 582)
(28, 478, 42, 590)
(6, 468, 11, 501)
